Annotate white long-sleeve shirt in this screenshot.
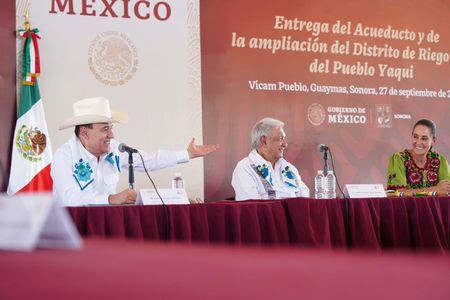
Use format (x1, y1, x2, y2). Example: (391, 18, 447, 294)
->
(51, 136, 189, 206)
(232, 149, 310, 201)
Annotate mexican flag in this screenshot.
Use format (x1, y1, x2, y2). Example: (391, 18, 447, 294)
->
(7, 28, 53, 195)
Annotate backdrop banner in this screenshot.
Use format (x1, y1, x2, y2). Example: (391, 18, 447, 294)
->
(201, 0, 450, 200)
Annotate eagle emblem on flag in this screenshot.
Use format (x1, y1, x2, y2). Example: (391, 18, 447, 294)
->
(15, 124, 47, 162)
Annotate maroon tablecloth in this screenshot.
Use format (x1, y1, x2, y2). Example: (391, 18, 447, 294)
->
(1, 239, 449, 300)
(68, 197, 450, 250)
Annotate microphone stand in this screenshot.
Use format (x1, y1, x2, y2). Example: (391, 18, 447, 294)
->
(128, 152, 134, 189)
(323, 150, 329, 176)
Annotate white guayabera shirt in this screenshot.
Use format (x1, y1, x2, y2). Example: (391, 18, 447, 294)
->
(232, 149, 310, 201)
(51, 135, 189, 206)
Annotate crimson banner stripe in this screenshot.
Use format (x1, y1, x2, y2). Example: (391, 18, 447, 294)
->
(19, 164, 53, 193)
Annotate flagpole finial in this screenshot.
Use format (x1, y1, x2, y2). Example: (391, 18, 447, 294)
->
(24, 11, 30, 31)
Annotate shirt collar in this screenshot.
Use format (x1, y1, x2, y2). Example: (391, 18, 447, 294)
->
(249, 149, 285, 170)
(249, 149, 271, 167)
(104, 152, 115, 165)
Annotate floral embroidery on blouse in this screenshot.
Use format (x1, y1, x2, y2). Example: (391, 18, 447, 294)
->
(401, 150, 440, 189)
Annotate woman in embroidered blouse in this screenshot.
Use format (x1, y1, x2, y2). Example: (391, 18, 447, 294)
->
(387, 119, 450, 196)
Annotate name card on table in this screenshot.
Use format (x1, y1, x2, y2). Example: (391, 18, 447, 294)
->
(343, 184, 387, 198)
(0, 193, 83, 252)
(137, 189, 189, 205)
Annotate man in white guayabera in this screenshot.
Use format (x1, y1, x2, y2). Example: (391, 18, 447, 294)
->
(51, 97, 218, 206)
(232, 117, 310, 200)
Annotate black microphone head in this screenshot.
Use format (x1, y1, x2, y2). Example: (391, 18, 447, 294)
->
(118, 143, 137, 153)
(317, 144, 329, 153)
(118, 143, 127, 153)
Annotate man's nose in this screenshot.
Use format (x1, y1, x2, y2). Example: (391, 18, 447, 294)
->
(108, 129, 114, 138)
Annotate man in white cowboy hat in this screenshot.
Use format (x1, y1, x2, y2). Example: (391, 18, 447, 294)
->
(232, 117, 309, 200)
(51, 97, 219, 206)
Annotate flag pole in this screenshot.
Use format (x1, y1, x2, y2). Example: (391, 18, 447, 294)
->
(24, 11, 30, 30)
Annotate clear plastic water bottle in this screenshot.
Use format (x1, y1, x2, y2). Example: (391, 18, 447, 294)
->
(324, 170, 336, 198)
(314, 170, 325, 199)
(172, 172, 184, 189)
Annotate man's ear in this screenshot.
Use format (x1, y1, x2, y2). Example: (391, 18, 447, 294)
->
(259, 135, 267, 147)
(79, 126, 89, 140)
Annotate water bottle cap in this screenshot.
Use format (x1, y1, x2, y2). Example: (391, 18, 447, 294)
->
(317, 170, 323, 174)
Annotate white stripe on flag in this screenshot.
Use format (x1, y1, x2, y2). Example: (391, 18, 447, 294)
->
(7, 99, 52, 195)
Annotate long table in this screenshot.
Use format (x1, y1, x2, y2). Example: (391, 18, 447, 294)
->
(2, 238, 449, 300)
(68, 196, 450, 250)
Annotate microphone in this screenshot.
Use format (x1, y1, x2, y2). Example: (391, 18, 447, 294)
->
(317, 144, 329, 176)
(118, 143, 138, 153)
(317, 144, 329, 153)
(118, 143, 137, 189)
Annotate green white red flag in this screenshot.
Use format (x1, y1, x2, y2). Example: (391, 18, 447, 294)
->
(7, 28, 53, 195)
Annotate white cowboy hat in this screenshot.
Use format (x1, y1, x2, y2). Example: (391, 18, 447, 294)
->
(58, 97, 128, 130)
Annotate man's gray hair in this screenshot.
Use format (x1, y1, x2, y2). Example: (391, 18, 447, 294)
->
(251, 117, 285, 149)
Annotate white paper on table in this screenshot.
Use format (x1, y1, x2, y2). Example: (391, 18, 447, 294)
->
(0, 193, 83, 251)
(343, 184, 387, 198)
(137, 188, 189, 205)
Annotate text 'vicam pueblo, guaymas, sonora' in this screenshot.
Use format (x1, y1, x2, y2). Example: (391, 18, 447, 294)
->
(49, 0, 172, 21)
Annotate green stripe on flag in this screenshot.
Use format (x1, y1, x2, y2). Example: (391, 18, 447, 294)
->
(18, 80, 41, 119)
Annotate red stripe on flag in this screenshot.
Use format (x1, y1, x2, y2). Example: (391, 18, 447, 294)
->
(19, 164, 53, 192)
(31, 31, 41, 76)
